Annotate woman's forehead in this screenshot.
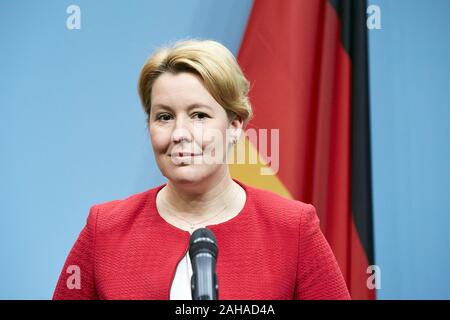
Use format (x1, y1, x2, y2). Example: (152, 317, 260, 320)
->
(153, 72, 206, 94)
(151, 73, 222, 112)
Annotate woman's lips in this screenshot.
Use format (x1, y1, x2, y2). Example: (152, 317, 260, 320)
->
(169, 153, 203, 163)
(169, 152, 202, 157)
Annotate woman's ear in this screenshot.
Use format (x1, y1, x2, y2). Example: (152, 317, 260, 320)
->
(227, 114, 244, 144)
(229, 114, 244, 142)
(229, 113, 243, 130)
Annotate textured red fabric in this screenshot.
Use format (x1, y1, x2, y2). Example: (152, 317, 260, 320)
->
(53, 180, 350, 300)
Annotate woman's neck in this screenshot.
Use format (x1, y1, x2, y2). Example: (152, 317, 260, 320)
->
(161, 171, 238, 217)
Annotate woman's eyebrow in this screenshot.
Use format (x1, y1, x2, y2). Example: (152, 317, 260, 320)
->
(152, 104, 172, 112)
(187, 103, 213, 112)
(152, 103, 213, 112)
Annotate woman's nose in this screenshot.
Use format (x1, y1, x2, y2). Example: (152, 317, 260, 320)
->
(172, 117, 192, 143)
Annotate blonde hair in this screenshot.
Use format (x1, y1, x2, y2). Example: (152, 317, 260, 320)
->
(138, 39, 253, 125)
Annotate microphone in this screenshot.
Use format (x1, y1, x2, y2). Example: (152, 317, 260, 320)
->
(189, 227, 219, 300)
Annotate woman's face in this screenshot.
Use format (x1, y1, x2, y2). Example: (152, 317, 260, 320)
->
(149, 72, 242, 186)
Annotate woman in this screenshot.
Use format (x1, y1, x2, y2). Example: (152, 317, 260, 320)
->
(53, 39, 350, 300)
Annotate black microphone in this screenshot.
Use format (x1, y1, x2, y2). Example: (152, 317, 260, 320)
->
(189, 227, 219, 300)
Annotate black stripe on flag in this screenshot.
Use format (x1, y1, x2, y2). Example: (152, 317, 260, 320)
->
(328, 0, 375, 266)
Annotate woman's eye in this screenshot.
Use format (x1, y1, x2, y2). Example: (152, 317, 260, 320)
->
(156, 113, 173, 121)
(192, 112, 210, 120)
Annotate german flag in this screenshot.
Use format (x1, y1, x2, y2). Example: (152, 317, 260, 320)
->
(232, 0, 375, 299)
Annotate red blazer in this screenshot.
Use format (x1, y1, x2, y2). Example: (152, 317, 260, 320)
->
(53, 180, 350, 300)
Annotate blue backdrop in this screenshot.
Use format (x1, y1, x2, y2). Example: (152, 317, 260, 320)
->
(369, 0, 450, 299)
(0, 0, 449, 299)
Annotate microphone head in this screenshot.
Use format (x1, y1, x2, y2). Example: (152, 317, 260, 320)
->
(189, 227, 218, 260)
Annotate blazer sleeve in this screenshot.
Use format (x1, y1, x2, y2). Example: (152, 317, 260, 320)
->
(294, 204, 351, 300)
(53, 205, 99, 300)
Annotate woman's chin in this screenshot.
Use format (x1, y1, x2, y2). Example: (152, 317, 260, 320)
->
(165, 166, 209, 185)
